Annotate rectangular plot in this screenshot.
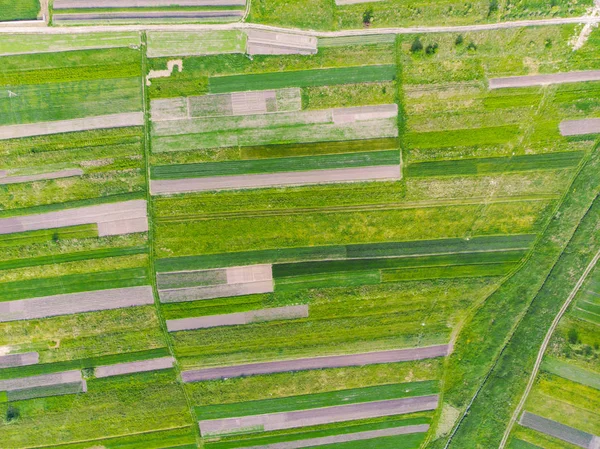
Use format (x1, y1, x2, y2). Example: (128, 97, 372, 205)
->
(332, 104, 398, 124)
(7, 381, 85, 401)
(0, 200, 147, 236)
(0, 112, 143, 140)
(151, 165, 400, 194)
(0, 33, 140, 56)
(0, 169, 83, 185)
(238, 424, 429, 449)
(489, 71, 600, 89)
(0, 370, 83, 392)
(159, 281, 274, 303)
(559, 119, 600, 136)
(166, 304, 308, 331)
(97, 217, 149, 237)
(519, 411, 595, 448)
(157, 269, 228, 289)
(147, 30, 246, 58)
(246, 30, 317, 56)
(541, 357, 600, 390)
(151, 97, 189, 122)
(181, 345, 450, 381)
(0, 286, 154, 322)
(0, 352, 39, 369)
(199, 395, 439, 436)
(53, 11, 243, 22)
(54, 0, 245, 8)
(94, 356, 175, 378)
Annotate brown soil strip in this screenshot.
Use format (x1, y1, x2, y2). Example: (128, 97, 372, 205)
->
(240, 424, 430, 449)
(53, 11, 243, 21)
(151, 165, 401, 194)
(0, 169, 83, 185)
(0, 352, 39, 369)
(159, 280, 274, 302)
(182, 344, 450, 382)
(0, 286, 154, 322)
(246, 30, 317, 55)
(488, 70, 600, 89)
(0, 200, 147, 236)
(0, 370, 83, 391)
(94, 356, 175, 378)
(199, 395, 439, 436)
(559, 118, 600, 136)
(166, 304, 308, 331)
(0, 112, 143, 140)
(519, 411, 596, 448)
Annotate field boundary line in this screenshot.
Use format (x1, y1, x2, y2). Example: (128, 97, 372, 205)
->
(498, 245, 600, 449)
(1, 15, 600, 35)
(139, 31, 202, 447)
(441, 148, 594, 449)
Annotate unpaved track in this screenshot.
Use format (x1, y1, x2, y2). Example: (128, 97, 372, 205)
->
(0, 16, 599, 35)
(499, 248, 600, 449)
(151, 165, 401, 194)
(0, 112, 143, 140)
(489, 70, 600, 89)
(94, 356, 175, 378)
(199, 395, 439, 436)
(240, 424, 430, 449)
(182, 344, 450, 381)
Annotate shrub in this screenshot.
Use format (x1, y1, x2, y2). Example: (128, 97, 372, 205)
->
(82, 367, 96, 380)
(567, 327, 579, 345)
(488, 0, 499, 16)
(545, 38, 552, 48)
(363, 7, 374, 24)
(410, 37, 423, 53)
(455, 34, 464, 45)
(425, 43, 439, 55)
(6, 406, 20, 423)
(466, 41, 478, 51)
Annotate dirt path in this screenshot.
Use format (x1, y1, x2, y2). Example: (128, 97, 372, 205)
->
(0, 15, 599, 35)
(498, 248, 600, 449)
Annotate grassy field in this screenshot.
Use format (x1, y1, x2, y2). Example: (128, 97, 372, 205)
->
(0, 0, 40, 21)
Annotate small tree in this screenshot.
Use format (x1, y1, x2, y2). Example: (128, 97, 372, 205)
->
(544, 38, 552, 48)
(6, 406, 19, 423)
(52, 232, 60, 243)
(488, 0, 498, 16)
(425, 43, 439, 55)
(455, 34, 464, 46)
(82, 367, 96, 380)
(363, 7, 374, 25)
(410, 37, 423, 53)
(567, 327, 579, 345)
(466, 41, 478, 51)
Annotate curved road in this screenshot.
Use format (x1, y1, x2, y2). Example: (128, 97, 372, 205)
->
(498, 248, 600, 449)
(0, 15, 599, 35)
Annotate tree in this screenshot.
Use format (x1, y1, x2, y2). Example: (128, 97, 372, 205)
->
(567, 327, 579, 345)
(363, 7, 374, 25)
(52, 231, 60, 243)
(455, 34, 464, 46)
(6, 406, 19, 423)
(410, 37, 423, 53)
(466, 41, 478, 51)
(488, 0, 498, 16)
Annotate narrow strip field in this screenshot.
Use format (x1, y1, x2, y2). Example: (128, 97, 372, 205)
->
(182, 345, 450, 381)
(94, 356, 175, 378)
(489, 71, 600, 89)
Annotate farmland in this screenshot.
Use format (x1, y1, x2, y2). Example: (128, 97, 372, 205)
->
(0, 15, 599, 449)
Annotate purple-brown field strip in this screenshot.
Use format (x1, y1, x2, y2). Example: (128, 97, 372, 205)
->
(519, 411, 598, 448)
(0, 200, 147, 236)
(488, 70, 600, 89)
(559, 118, 600, 136)
(94, 356, 175, 378)
(0, 286, 154, 322)
(0, 169, 84, 185)
(159, 281, 274, 302)
(53, 10, 243, 21)
(239, 424, 430, 449)
(182, 344, 450, 381)
(246, 30, 317, 55)
(199, 395, 439, 436)
(0, 352, 39, 369)
(151, 165, 401, 194)
(166, 305, 309, 331)
(54, 0, 245, 8)
(0, 370, 84, 392)
(0, 113, 143, 140)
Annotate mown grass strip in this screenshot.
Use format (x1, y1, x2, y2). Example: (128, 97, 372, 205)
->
(157, 235, 535, 272)
(195, 381, 438, 421)
(405, 125, 521, 150)
(0, 348, 170, 381)
(0, 245, 148, 270)
(275, 270, 382, 292)
(273, 250, 526, 278)
(318, 35, 397, 47)
(381, 262, 515, 282)
(406, 151, 584, 178)
(208, 65, 397, 93)
(151, 151, 400, 179)
(0, 224, 98, 248)
(206, 417, 430, 449)
(541, 357, 600, 390)
(0, 267, 148, 301)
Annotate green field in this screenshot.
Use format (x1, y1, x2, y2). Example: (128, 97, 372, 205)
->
(0, 0, 40, 21)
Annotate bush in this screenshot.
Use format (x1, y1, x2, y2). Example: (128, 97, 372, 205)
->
(545, 38, 552, 48)
(363, 7, 374, 24)
(425, 43, 439, 55)
(488, 0, 498, 15)
(567, 327, 579, 344)
(410, 37, 423, 53)
(82, 367, 96, 380)
(6, 406, 20, 423)
(455, 34, 464, 46)
(466, 41, 478, 51)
